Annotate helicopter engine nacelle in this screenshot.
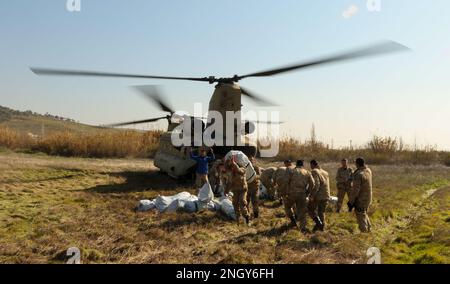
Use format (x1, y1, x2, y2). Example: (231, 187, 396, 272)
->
(243, 121, 256, 135)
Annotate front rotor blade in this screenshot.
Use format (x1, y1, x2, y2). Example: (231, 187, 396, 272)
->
(30, 67, 211, 82)
(132, 85, 175, 114)
(104, 116, 167, 127)
(238, 41, 410, 79)
(240, 86, 278, 106)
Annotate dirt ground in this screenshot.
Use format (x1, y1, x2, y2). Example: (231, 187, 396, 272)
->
(0, 151, 449, 264)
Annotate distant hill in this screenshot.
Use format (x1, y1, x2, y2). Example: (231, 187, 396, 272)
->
(0, 105, 104, 136)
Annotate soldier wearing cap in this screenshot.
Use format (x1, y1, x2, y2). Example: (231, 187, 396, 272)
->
(284, 160, 315, 233)
(222, 157, 250, 225)
(348, 157, 373, 232)
(273, 160, 295, 205)
(284, 159, 293, 168)
(308, 160, 330, 232)
(336, 158, 353, 213)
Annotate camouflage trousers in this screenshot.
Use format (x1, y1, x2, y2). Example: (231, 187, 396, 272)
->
(246, 181, 260, 216)
(308, 198, 328, 225)
(232, 189, 249, 220)
(196, 173, 208, 188)
(355, 206, 372, 232)
(283, 192, 308, 229)
(336, 183, 351, 212)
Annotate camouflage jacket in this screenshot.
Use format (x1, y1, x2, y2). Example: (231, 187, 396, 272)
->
(349, 166, 372, 208)
(260, 167, 277, 188)
(209, 160, 224, 186)
(273, 167, 293, 197)
(288, 167, 315, 195)
(248, 165, 261, 190)
(336, 167, 353, 185)
(310, 167, 331, 201)
(222, 163, 247, 193)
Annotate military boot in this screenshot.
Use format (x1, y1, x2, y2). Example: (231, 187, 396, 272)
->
(244, 216, 251, 226)
(300, 227, 311, 234)
(312, 217, 323, 232)
(289, 216, 298, 228)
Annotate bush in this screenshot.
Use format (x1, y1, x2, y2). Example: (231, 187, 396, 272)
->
(440, 153, 450, 167)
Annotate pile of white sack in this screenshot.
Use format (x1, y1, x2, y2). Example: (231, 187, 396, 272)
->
(137, 182, 337, 220)
(137, 182, 237, 220)
(137, 150, 338, 220)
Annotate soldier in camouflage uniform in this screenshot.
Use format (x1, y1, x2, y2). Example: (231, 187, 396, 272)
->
(260, 167, 277, 200)
(273, 162, 295, 205)
(246, 156, 261, 218)
(222, 157, 250, 225)
(284, 160, 315, 233)
(209, 159, 225, 196)
(348, 158, 373, 233)
(308, 160, 330, 232)
(335, 159, 353, 213)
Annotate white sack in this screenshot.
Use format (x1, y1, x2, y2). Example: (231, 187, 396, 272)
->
(218, 197, 237, 220)
(258, 184, 269, 199)
(198, 182, 214, 203)
(155, 191, 192, 213)
(137, 199, 156, 212)
(175, 197, 199, 213)
(328, 196, 339, 206)
(224, 150, 256, 184)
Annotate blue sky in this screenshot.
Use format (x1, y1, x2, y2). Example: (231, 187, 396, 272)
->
(1, 0, 450, 149)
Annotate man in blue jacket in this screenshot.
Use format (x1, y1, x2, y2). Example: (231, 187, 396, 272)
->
(190, 147, 215, 187)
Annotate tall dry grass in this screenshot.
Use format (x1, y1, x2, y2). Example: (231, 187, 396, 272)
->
(0, 127, 35, 149)
(0, 127, 162, 158)
(276, 135, 450, 166)
(1, 127, 450, 165)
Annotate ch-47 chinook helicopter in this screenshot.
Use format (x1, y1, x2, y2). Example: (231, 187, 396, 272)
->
(31, 40, 409, 178)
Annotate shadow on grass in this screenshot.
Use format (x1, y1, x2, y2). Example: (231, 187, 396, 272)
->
(161, 212, 224, 231)
(2, 168, 87, 184)
(218, 223, 293, 245)
(85, 170, 194, 194)
(261, 201, 283, 209)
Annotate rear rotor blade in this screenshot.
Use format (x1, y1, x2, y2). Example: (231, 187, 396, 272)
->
(238, 41, 410, 80)
(132, 85, 175, 114)
(248, 120, 284, 124)
(30, 67, 211, 82)
(104, 116, 167, 127)
(240, 86, 278, 106)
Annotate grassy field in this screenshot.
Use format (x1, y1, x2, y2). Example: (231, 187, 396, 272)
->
(1, 150, 449, 264)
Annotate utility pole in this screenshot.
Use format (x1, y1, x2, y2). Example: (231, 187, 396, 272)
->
(310, 123, 317, 146)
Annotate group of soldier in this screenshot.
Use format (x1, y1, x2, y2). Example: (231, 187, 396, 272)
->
(261, 158, 373, 233)
(192, 148, 373, 233)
